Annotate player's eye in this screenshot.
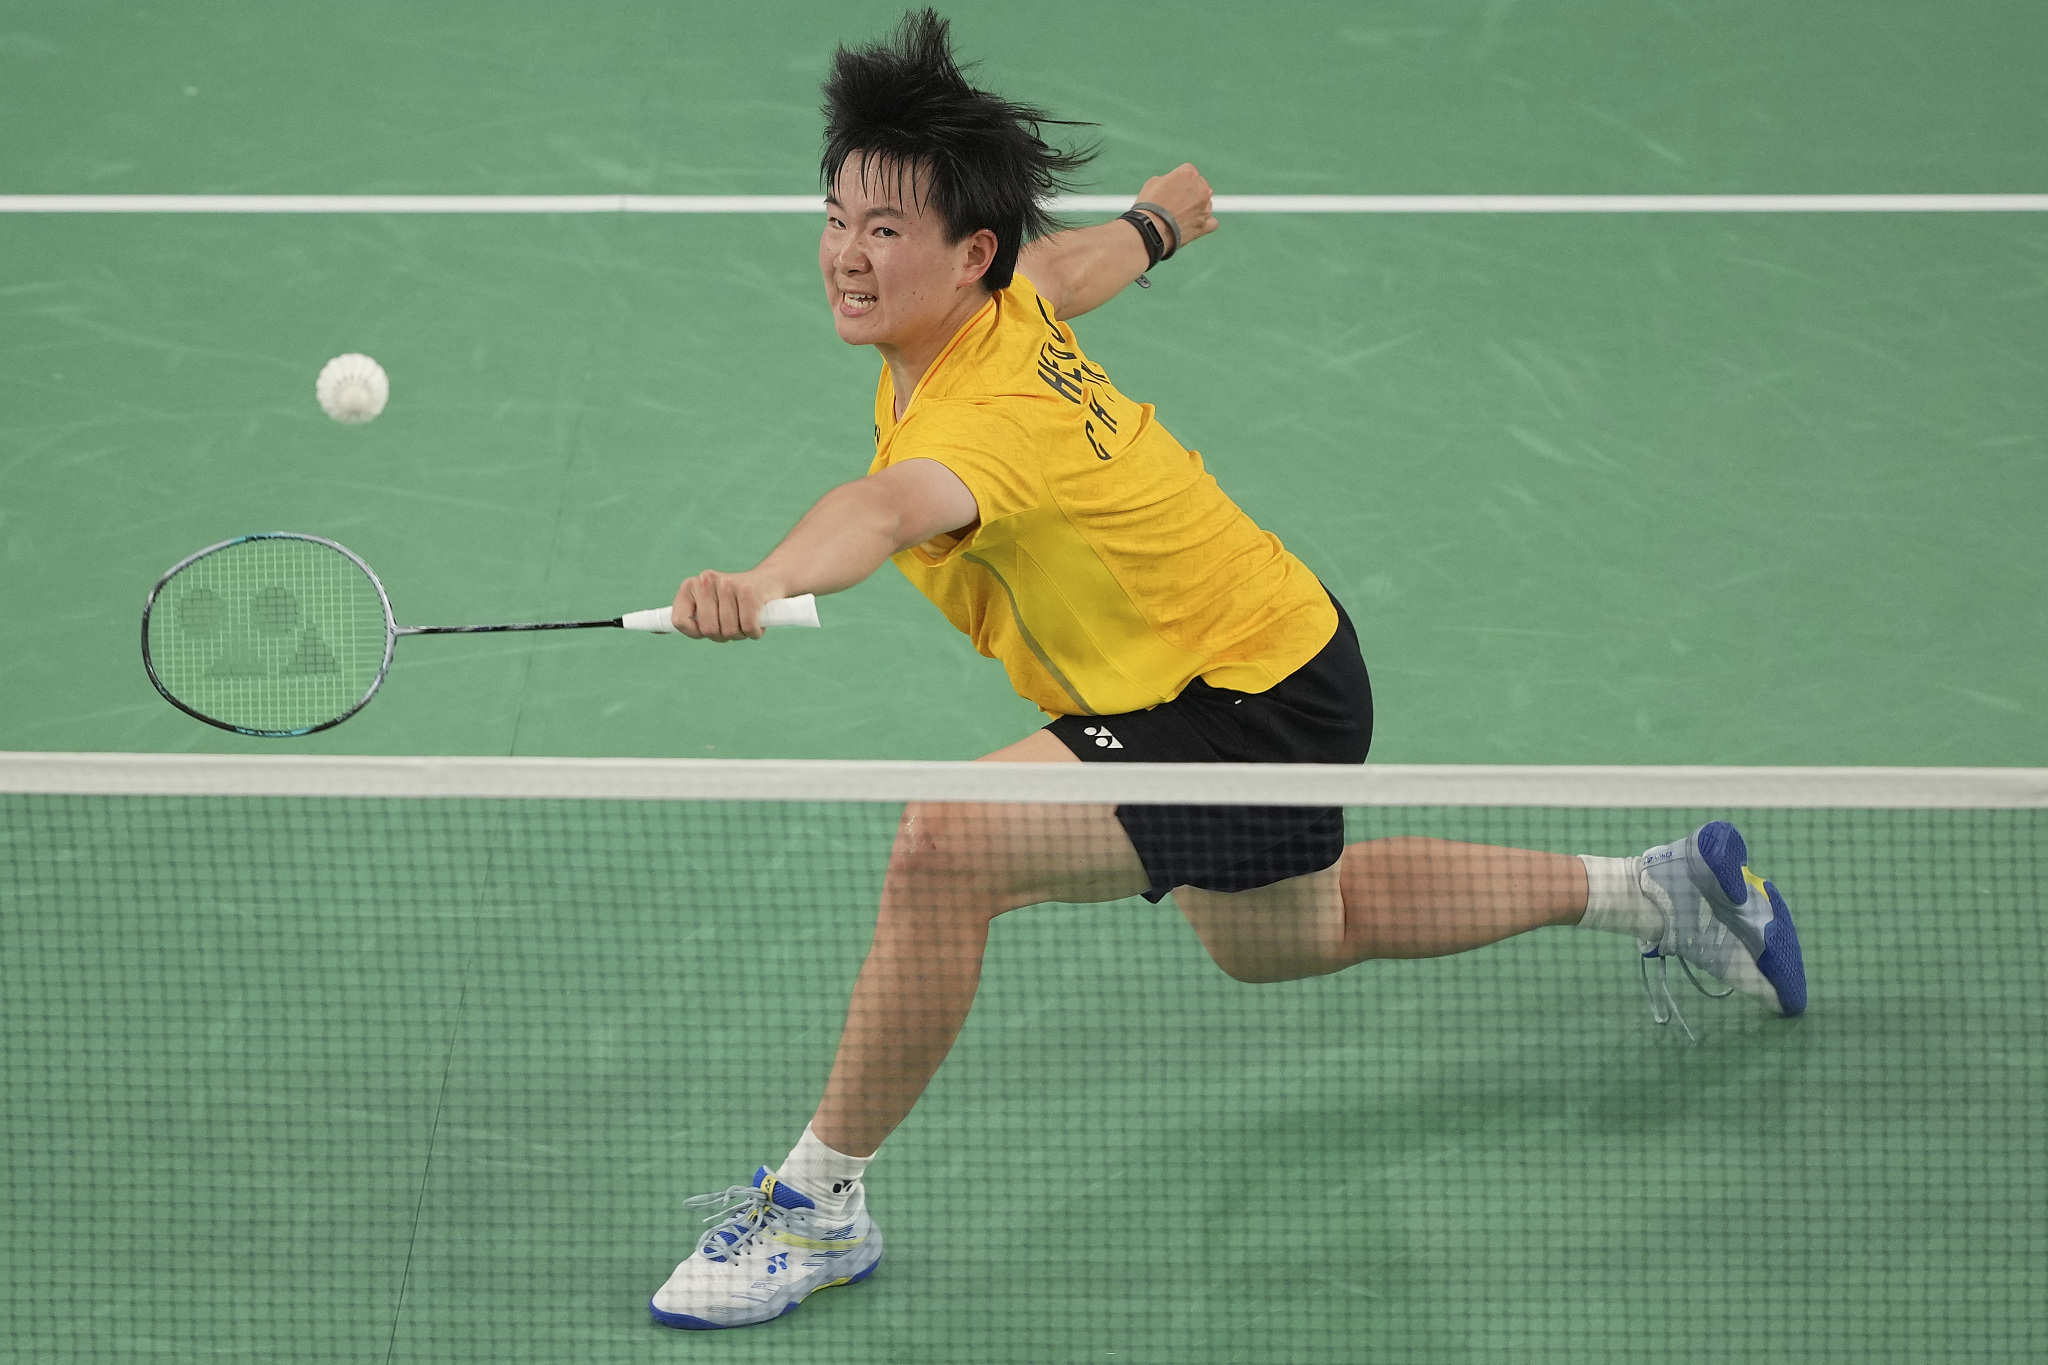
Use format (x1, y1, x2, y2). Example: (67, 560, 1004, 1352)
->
(874, 226, 897, 238)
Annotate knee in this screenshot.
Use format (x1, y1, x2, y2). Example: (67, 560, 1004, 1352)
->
(1197, 936, 1348, 984)
(1333, 841, 1419, 962)
(883, 802, 1010, 913)
(1204, 948, 1298, 986)
(889, 801, 981, 877)
(1187, 917, 1347, 985)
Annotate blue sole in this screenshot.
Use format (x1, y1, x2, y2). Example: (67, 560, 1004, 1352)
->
(1756, 881, 1808, 1016)
(1693, 821, 1749, 907)
(1694, 821, 1807, 1017)
(649, 1253, 882, 1331)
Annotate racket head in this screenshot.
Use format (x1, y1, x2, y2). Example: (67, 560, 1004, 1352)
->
(141, 534, 396, 736)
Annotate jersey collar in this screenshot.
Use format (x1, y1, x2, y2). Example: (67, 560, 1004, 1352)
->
(884, 287, 1003, 430)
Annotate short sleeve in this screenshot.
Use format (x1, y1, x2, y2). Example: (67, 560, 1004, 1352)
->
(884, 401, 1042, 561)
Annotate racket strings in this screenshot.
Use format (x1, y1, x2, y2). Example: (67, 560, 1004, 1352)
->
(146, 536, 389, 734)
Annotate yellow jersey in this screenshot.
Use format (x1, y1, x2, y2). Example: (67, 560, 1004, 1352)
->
(869, 273, 1336, 718)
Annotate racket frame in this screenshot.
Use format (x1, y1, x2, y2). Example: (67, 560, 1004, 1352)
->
(141, 532, 398, 738)
(143, 532, 818, 737)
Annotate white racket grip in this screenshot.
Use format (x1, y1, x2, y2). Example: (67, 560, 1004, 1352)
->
(619, 594, 820, 634)
(759, 594, 822, 627)
(620, 607, 680, 633)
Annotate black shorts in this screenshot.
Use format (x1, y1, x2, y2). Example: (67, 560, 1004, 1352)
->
(1046, 593, 1373, 902)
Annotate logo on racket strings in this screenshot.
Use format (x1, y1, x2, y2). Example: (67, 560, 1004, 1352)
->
(168, 583, 344, 678)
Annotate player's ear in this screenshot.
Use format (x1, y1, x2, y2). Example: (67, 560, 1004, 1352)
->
(960, 227, 998, 287)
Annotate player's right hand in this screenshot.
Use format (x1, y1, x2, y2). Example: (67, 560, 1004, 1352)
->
(1135, 164, 1218, 252)
(671, 570, 783, 642)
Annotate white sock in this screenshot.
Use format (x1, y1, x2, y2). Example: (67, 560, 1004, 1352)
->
(778, 1124, 871, 1219)
(1576, 854, 1664, 941)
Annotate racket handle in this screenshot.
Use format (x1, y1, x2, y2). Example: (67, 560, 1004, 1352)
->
(759, 594, 822, 628)
(620, 595, 820, 634)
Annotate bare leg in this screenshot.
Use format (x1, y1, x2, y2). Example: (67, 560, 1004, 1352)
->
(1176, 838, 1588, 983)
(810, 731, 1146, 1157)
(1338, 837, 1588, 959)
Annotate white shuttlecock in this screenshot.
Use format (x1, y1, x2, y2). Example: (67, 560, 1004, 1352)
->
(316, 353, 389, 424)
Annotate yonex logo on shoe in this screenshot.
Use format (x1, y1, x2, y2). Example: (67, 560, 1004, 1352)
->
(766, 1253, 789, 1275)
(1083, 725, 1123, 749)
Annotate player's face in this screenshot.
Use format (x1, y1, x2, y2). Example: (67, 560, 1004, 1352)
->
(820, 157, 992, 350)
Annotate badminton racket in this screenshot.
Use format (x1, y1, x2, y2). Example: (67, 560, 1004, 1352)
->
(140, 532, 818, 736)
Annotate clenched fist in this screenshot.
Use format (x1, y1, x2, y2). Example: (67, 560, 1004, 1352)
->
(1134, 164, 1218, 254)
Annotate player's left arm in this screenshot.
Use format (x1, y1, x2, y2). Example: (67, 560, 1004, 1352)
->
(1018, 164, 1218, 321)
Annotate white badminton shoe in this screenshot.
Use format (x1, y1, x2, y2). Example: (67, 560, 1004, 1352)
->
(1635, 820, 1807, 1039)
(649, 1166, 882, 1330)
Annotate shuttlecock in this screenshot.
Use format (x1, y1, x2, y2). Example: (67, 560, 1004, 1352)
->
(316, 353, 389, 424)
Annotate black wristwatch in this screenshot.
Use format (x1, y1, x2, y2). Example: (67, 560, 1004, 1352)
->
(1118, 201, 1184, 288)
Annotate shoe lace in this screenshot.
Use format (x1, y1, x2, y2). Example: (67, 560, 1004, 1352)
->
(685, 1184, 778, 1263)
(1637, 940, 1735, 1044)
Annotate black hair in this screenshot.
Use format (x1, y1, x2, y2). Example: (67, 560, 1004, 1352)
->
(821, 9, 1095, 292)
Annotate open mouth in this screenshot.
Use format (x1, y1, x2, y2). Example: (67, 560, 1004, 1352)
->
(840, 291, 877, 316)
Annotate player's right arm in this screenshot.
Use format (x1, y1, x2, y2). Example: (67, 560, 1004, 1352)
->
(671, 458, 978, 640)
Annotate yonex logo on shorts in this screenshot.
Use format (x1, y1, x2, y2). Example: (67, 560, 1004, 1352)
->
(1083, 725, 1123, 749)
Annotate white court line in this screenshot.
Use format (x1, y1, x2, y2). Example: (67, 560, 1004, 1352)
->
(4, 753, 2044, 808)
(1, 194, 2045, 214)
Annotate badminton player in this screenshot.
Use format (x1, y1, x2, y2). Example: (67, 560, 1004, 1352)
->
(650, 9, 1805, 1330)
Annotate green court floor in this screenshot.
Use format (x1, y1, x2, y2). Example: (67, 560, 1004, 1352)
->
(3, 1, 2044, 764)
(3, 2, 2044, 1362)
